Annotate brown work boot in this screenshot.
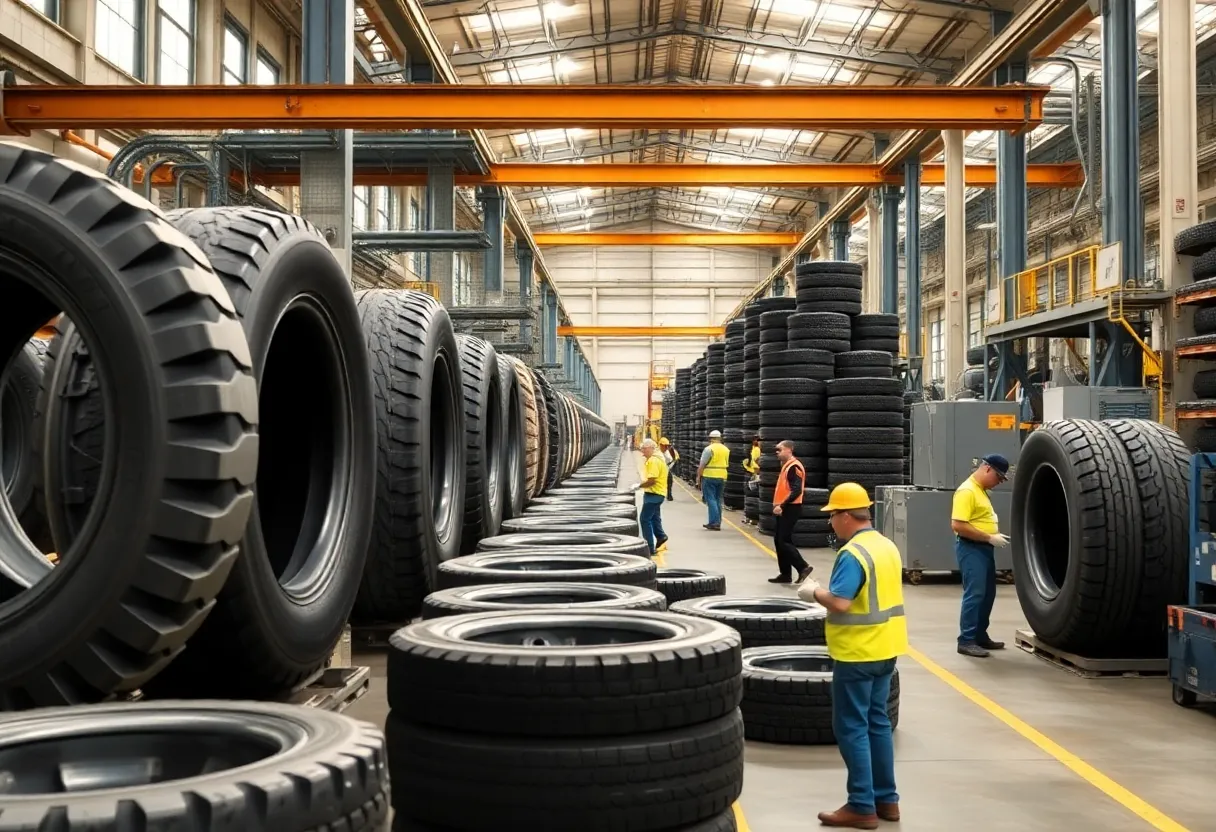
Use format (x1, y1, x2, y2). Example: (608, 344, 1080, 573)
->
(818, 806, 879, 829)
(876, 802, 900, 822)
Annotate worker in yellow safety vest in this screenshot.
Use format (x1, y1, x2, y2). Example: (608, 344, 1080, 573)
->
(695, 429, 730, 531)
(659, 437, 679, 502)
(741, 436, 761, 476)
(798, 482, 908, 829)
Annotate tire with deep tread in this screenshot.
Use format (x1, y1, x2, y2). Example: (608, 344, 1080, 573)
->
(657, 567, 728, 603)
(455, 335, 505, 553)
(2, 339, 52, 548)
(670, 596, 827, 648)
(438, 550, 657, 589)
(498, 355, 528, 520)
(476, 531, 651, 558)
(1175, 219, 1216, 256)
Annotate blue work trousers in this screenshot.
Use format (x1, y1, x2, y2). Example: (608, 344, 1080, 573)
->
(832, 658, 899, 815)
(956, 537, 997, 645)
(639, 493, 667, 555)
(701, 478, 724, 526)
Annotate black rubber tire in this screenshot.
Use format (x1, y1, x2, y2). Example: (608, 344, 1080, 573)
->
(0, 700, 388, 830)
(836, 350, 894, 370)
(827, 410, 903, 427)
(528, 493, 635, 506)
(2, 339, 51, 547)
(498, 355, 528, 520)
(141, 207, 376, 698)
(741, 646, 900, 745)
(1176, 219, 1216, 256)
(501, 515, 637, 535)
(456, 335, 505, 553)
(534, 371, 563, 490)
(420, 581, 666, 619)
(387, 608, 740, 735)
(386, 710, 744, 832)
(1195, 369, 1216, 399)
(1195, 306, 1216, 336)
(827, 395, 904, 412)
(437, 550, 657, 589)
(852, 313, 898, 331)
(963, 367, 986, 390)
(476, 531, 651, 558)
(966, 345, 993, 366)
(352, 289, 465, 624)
(790, 337, 852, 353)
(0, 145, 258, 706)
(670, 596, 827, 648)
(1011, 420, 1144, 655)
(657, 567, 728, 603)
(825, 378, 903, 397)
(826, 427, 905, 444)
(795, 260, 862, 276)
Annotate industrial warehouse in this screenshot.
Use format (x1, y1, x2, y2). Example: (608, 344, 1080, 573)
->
(0, 0, 1210, 830)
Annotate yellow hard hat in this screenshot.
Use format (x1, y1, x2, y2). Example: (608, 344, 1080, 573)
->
(820, 482, 874, 512)
(659, 437, 671, 445)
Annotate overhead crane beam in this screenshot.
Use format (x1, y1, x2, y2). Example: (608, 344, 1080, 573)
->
(250, 162, 1083, 189)
(534, 233, 803, 247)
(0, 84, 1049, 134)
(558, 326, 726, 338)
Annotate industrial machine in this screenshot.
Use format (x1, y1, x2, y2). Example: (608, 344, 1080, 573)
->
(879, 401, 1020, 583)
(1041, 386, 1154, 421)
(1168, 453, 1216, 707)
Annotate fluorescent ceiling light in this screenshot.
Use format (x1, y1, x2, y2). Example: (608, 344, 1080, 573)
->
(759, 79, 775, 86)
(741, 51, 786, 71)
(555, 56, 577, 74)
(469, 3, 577, 32)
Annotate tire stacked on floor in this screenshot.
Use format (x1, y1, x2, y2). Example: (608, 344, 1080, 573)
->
(794, 261, 863, 317)
(674, 367, 693, 479)
(692, 357, 707, 465)
(1011, 419, 1190, 658)
(902, 389, 921, 484)
(671, 595, 827, 649)
(722, 320, 748, 511)
(1172, 220, 1216, 448)
(742, 301, 764, 524)
(826, 377, 906, 502)
(963, 345, 992, 397)
(385, 609, 745, 831)
(706, 342, 726, 437)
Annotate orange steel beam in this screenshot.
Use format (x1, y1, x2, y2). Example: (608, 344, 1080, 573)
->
(251, 161, 1082, 189)
(559, 326, 725, 338)
(1031, 6, 1097, 60)
(534, 233, 802, 247)
(0, 84, 1050, 134)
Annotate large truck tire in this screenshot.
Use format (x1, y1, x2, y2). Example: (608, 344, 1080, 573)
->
(0, 701, 387, 831)
(3, 339, 52, 548)
(0, 143, 258, 705)
(352, 289, 466, 622)
(436, 550, 657, 590)
(455, 335, 505, 553)
(145, 207, 375, 698)
(497, 355, 527, 520)
(510, 357, 543, 499)
(670, 596, 827, 649)
(420, 582, 667, 619)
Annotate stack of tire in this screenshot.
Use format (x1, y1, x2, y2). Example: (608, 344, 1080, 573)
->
(674, 366, 693, 479)
(0, 145, 613, 707)
(706, 342, 726, 438)
(742, 301, 764, 524)
(1012, 419, 1189, 659)
(722, 320, 748, 511)
(385, 609, 745, 830)
(692, 357, 707, 467)
(826, 377, 907, 506)
(794, 261, 863, 318)
(963, 345, 993, 398)
(902, 389, 921, 484)
(1174, 220, 1216, 449)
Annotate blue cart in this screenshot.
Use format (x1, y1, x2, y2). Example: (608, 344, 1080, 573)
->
(1168, 453, 1216, 706)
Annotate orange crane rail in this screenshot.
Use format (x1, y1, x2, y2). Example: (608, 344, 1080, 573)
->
(534, 233, 802, 247)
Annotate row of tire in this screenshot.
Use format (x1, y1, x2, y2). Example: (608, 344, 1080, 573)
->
(0, 144, 610, 707)
(1173, 219, 1216, 452)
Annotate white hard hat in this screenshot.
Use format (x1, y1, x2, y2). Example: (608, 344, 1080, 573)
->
(709, 429, 722, 438)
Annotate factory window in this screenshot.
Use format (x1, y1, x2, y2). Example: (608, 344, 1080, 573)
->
(454, 253, 470, 305)
(409, 198, 423, 274)
(255, 49, 280, 85)
(375, 187, 392, 230)
(18, 0, 57, 22)
(96, 0, 143, 79)
(157, 0, 194, 85)
(967, 296, 983, 348)
(928, 308, 944, 382)
(222, 17, 248, 85)
(354, 186, 371, 231)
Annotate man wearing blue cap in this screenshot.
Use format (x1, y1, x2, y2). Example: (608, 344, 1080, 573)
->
(950, 454, 1011, 658)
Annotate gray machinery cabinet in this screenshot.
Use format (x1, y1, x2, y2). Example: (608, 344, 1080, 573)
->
(1041, 386, 1154, 421)
(877, 485, 1014, 580)
(910, 401, 1022, 490)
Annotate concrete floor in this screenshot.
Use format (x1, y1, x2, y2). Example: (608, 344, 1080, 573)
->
(349, 455, 1216, 831)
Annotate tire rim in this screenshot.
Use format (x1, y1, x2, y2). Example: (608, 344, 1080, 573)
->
(460, 553, 630, 571)
(743, 647, 833, 674)
(445, 611, 686, 647)
(256, 295, 353, 601)
(430, 351, 460, 546)
(445, 583, 641, 605)
(690, 597, 822, 615)
(1024, 462, 1070, 600)
(0, 709, 306, 794)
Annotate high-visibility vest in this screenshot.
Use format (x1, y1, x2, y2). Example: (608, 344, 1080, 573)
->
(772, 458, 805, 506)
(742, 446, 760, 474)
(823, 529, 909, 663)
(702, 442, 730, 479)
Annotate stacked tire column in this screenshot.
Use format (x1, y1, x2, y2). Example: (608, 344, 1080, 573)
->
(706, 343, 726, 438)
(754, 299, 797, 533)
(675, 367, 692, 480)
(722, 320, 748, 511)
(825, 378, 906, 500)
(692, 358, 707, 465)
(742, 302, 764, 524)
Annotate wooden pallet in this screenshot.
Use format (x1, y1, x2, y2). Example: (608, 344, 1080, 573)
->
(288, 666, 372, 713)
(1014, 629, 1167, 679)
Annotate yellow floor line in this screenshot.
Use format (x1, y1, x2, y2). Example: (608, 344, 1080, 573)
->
(732, 802, 751, 832)
(673, 476, 1189, 832)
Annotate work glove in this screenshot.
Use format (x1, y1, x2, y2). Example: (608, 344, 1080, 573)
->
(796, 577, 822, 603)
(628, 482, 641, 491)
(988, 532, 1010, 548)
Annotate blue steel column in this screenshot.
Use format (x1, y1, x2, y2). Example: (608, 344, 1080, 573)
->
(881, 184, 901, 314)
(904, 159, 922, 391)
(516, 242, 534, 348)
(545, 286, 558, 365)
(830, 220, 850, 261)
(1102, 0, 1143, 290)
(477, 186, 505, 301)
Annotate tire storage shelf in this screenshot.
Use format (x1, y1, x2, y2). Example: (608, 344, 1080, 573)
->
(1174, 218, 1216, 443)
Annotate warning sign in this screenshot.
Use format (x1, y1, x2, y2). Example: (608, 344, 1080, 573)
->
(987, 414, 1016, 430)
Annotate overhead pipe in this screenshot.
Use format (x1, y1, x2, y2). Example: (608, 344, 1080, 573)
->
(1032, 56, 1089, 232)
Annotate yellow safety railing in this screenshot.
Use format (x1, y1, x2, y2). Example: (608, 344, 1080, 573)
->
(1106, 291, 1166, 424)
(999, 245, 1105, 323)
(405, 281, 441, 300)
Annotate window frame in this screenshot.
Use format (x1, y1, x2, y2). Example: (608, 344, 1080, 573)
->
(928, 307, 945, 382)
(156, 0, 195, 85)
(18, 0, 58, 22)
(353, 186, 371, 231)
(95, 0, 145, 80)
(255, 47, 281, 85)
(222, 14, 249, 86)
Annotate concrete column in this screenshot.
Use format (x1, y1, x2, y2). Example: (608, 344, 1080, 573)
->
(1158, 0, 1198, 293)
(516, 242, 534, 347)
(1102, 0, 1143, 285)
(830, 220, 850, 261)
(865, 200, 882, 313)
(477, 186, 505, 303)
(903, 160, 922, 391)
(427, 165, 455, 306)
(195, 0, 222, 83)
(880, 185, 901, 315)
(943, 129, 967, 395)
(300, 0, 354, 279)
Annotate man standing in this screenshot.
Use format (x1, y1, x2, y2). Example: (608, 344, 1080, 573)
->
(768, 440, 814, 585)
(741, 436, 762, 525)
(798, 482, 907, 830)
(659, 437, 679, 502)
(633, 438, 669, 556)
(695, 429, 730, 531)
(951, 454, 1011, 658)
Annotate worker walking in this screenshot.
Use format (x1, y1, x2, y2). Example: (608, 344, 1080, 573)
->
(951, 454, 1011, 658)
(798, 483, 907, 830)
(741, 436, 761, 525)
(633, 438, 669, 557)
(768, 440, 814, 585)
(695, 429, 730, 530)
(660, 437, 679, 502)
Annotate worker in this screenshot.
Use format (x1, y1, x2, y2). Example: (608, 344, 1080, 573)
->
(768, 440, 814, 585)
(798, 482, 907, 830)
(659, 437, 679, 502)
(632, 438, 669, 556)
(951, 454, 1011, 658)
(739, 436, 761, 525)
(695, 429, 730, 531)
